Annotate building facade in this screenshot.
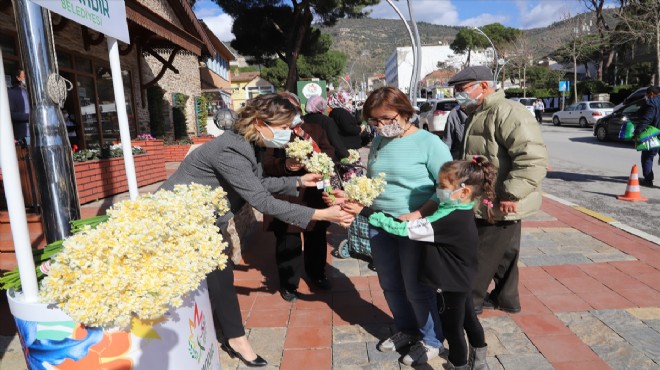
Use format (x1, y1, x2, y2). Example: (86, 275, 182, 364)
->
(385, 44, 494, 93)
(0, 0, 233, 146)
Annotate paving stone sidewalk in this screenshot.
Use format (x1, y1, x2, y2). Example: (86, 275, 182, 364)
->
(2, 190, 660, 369)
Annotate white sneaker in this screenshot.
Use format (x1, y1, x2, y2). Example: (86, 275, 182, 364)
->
(400, 341, 442, 366)
(376, 331, 416, 352)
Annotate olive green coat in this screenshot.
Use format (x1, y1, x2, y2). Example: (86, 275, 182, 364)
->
(462, 89, 548, 221)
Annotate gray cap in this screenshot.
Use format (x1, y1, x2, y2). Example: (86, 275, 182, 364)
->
(448, 66, 493, 86)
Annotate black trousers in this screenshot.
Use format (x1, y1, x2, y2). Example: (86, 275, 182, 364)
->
(472, 220, 522, 310)
(206, 261, 245, 341)
(274, 221, 329, 290)
(534, 110, 543, 123)
(437, 291, 486, 366)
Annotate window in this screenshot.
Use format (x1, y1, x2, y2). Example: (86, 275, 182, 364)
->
(589, 102, 614, 109)
(247, 85, 274, 99)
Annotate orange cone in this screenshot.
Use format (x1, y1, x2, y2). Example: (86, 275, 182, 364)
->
(617, 165, 648, 202)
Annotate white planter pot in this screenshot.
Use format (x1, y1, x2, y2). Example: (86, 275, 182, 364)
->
(7, 280, 221, 370)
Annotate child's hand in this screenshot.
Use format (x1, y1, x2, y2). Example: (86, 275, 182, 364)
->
(341, 201, 364, 215)
(398, 211, 422, 221)
(322, 188, 346, 206)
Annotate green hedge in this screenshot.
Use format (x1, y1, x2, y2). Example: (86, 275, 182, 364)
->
(172, 93, 189, 140)
(147, 86, 165, 138)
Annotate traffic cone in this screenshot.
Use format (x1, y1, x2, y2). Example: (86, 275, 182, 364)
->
(617, 165, 648, 202)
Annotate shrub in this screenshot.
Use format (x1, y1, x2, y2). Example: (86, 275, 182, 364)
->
(147, 86, 165, 138)
(196, 95, 208, 135)
(172, 93, 189, 140)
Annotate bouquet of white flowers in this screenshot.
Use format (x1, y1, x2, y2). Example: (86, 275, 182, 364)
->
(340, 149, 361, 165)
(285, 137, 314, 162)
(38, 183, 230, 328)
(343, 173, 387, 207)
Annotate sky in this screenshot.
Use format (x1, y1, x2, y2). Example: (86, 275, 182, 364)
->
(193, 0, 616, 42)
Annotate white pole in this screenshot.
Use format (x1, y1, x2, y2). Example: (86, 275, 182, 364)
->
(107, 37, 138, 201)
(0, 51, 39, 302)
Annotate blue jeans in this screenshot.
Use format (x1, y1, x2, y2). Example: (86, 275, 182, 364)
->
(641, 149, 659, 182)
(370, 226, 444, 348)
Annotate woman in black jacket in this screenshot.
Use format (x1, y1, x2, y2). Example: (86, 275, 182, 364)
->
(328, 92, 362, 158)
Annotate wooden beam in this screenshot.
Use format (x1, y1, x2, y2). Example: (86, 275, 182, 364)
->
(142, 46, 181, 90)
(81, 26, 105, 51)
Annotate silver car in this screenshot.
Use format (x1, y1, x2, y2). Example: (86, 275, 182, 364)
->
(552, 101, 615, 128)
(418, 99, 459, 133)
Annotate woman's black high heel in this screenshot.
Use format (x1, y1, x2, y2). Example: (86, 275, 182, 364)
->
(220, 340, 268, 367)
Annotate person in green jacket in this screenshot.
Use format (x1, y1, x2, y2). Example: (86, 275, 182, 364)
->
(343, 157, 497, 370)
(448, 66, 548, 315)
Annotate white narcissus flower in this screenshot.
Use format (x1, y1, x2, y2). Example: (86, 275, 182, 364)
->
(285, 137, 314, 162)
(304, 152, 335, 177)
(343, 173, 387, 207)
(40, 183, 230, 329)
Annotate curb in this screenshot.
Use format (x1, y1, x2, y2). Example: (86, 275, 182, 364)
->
(543, 193, 660, 246)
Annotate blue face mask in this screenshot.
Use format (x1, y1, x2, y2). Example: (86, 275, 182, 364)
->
(260, 123, 292, 148)
(436, 187, 462, 205)
(455, 91, 482, 109)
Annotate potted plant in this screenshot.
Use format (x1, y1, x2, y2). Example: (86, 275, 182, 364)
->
(3, 183, 228, 370)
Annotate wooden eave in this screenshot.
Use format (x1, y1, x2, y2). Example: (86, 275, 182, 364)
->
(169, 0, 217, 58)
(126, 1, 204, 56)
(200, 21, 235, 61)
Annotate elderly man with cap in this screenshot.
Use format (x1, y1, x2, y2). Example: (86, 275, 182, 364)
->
(448, 66, 548, 316)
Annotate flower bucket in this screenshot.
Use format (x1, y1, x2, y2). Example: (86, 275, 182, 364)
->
(7, 280, 221, 370)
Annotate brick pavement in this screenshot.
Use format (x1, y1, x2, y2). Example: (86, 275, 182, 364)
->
(2, 188, 660, 369)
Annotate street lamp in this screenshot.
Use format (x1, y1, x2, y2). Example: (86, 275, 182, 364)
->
(385, 0, 418, 103)
(472, 26, 498, 86)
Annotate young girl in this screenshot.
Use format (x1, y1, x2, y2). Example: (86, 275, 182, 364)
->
(343, 157, 496, 370)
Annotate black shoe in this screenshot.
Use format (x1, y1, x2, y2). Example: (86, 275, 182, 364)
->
(220, 340, 268, 367)
(310, 276, 332, 290)
(485, 293, 521, 314)
(640, 179, 654, 188)
(279, 288, 299, 302)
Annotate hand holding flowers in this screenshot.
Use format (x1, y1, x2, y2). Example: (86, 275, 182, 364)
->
(342, 173, 387, 208)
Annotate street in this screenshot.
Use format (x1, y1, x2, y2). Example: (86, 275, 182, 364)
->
(540, 117, 660, 239)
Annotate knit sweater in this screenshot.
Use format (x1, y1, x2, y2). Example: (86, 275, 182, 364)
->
(366, 129, 451, 217)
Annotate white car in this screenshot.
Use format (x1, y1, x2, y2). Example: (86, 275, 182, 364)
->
(418, 99, 459, 133)
(552, 101, 615, 128)
(509, 97, 536, 117)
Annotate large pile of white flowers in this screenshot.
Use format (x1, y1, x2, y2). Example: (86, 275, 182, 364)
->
(343, 173, 387, 207)
(40, 183, 230, 328)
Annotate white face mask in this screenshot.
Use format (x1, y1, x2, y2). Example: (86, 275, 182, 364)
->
(455, 92, 482, 110)
(291, 114, 303, 127)
(260, 123, 292, 148)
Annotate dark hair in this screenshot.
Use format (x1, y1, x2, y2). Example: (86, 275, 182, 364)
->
(362, 87, 414, 122)
(278, 91, 302, 113)
(646, 86, 660, 95)
(440, 157, 498, 223)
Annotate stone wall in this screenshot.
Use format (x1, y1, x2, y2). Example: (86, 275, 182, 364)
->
(137, 0, 185, 29)
(143, 50, 202, 137)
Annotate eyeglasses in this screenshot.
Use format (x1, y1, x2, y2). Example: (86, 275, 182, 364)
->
(454, 82, 480, 93)
(367, 114, 399, 126)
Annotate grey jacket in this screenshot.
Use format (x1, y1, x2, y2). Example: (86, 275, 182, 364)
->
(441, 107, 468, 159)
(160, 131, 315, 229)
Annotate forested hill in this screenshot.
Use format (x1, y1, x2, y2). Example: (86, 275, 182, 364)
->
(318, 10, 617, 77)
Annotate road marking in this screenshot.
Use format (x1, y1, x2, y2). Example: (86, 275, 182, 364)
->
(542, 193, 659, 246)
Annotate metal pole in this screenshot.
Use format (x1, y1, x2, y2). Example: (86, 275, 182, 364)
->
(108, 37, 139, 201)
(385, 0, 416, 102)
(408, 0, 422, 106)
(0, 51, 39, 302)
(12, 0, 80, 243)
(473, 27, 498, 86)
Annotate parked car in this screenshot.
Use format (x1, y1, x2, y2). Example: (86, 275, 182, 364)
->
(593, 98, 646, 142)
(613, 86, 658, 110)
(509, 97, 536, 117)
(418, 98, 459, 133)
(551, 101, 615, 128)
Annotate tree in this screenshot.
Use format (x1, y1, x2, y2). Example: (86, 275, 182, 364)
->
(581, 0, 617, 81)
(508, 34, 536, 97)
(262, 49, 347, 90)
(480, 23, 521, 88)
(213, 0, 380, 92)
(450, 28, 489, 67)
(615, 0, 660, 85)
